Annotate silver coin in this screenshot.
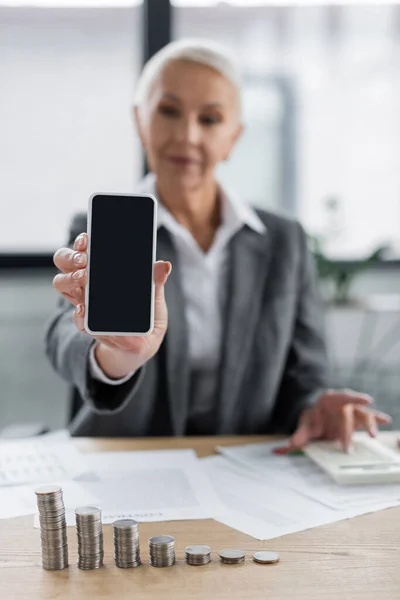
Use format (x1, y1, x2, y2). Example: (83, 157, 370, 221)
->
(37, 495, 63, 501)
(36, 494, 63, 501)
(38, 505, 63, 511)
(253, 551, 280, 564)
(42, 560, 68, 566)
(40, 523, 67, 532)
(149, 535, 175, 545)
(219, 549, 245, 561)
(77, 562, 103, 571)
(38, 506, 63, 513)
(149, 559, 175, 568)
(113, 519, 138, 529)
(185, 554, 211, 566)
(75, 506, 101, 516)
(40, 526, 67, 535)
(35, 484, 62, 496)
(185, 545, 211, 556)
(41, 537, 67, 544)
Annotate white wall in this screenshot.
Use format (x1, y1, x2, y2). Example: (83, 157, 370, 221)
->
(0, 7, 142, 252)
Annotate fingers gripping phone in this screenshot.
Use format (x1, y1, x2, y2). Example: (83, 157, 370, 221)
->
(85, 193, 157, 335)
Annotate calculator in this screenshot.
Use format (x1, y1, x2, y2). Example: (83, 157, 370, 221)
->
(304, 434, 400, 485)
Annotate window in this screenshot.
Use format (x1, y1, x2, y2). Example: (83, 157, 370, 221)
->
(0, 4, 143, 252)
(174, 3, 400, 259)
(216, 77, 291, 214)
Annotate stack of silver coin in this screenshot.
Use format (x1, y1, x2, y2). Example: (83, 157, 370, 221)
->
(35, 484, 68, 571)
(253, 551, 280, 565)
(148, 535, 175, 567)
(113, 519, 141, 568)
(219, 548, 246, 565)
(185, 545, 212, 566)
(75, 506, 104, 570)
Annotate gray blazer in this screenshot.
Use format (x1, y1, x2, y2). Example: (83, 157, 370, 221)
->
(45, 209, 328, 437)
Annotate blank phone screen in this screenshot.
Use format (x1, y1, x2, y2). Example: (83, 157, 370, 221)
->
(87, 194, 156, 334)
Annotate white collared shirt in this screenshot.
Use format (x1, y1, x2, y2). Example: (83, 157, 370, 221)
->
(89, 174, 266, 421)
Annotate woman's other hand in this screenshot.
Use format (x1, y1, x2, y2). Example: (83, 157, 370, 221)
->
(52, 233, 171, 377)
(274, 389, 392, 455)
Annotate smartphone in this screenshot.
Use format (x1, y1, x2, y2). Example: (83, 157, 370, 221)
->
(85, 193, 157, 336)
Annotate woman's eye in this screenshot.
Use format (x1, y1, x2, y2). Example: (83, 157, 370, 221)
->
(158, 105, 179, 118)
(199, 114, 221, 126)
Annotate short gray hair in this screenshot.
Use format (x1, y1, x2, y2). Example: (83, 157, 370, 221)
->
(133, 38, 242, 109)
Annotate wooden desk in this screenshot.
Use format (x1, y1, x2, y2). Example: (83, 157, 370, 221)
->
(1, 435, 400, 600)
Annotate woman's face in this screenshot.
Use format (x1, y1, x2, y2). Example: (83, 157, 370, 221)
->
(135, 59, 243, 192)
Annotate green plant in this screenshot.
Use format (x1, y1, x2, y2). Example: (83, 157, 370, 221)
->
(307, 196, 387, 304)
(309, 235, 386, 304)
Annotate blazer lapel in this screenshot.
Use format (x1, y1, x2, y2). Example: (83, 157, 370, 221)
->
(156, 227, 190, 435)
(217, 226, 272, 433)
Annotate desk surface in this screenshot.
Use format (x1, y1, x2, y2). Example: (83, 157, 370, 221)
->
(1, 435, 400, 600)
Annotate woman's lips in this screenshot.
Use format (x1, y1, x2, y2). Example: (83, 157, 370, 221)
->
(167, 156, 198, 167)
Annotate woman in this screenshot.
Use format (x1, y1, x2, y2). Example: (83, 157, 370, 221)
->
(46, 39, 391, 450)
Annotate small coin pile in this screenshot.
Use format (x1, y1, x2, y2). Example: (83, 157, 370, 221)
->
(75, 506, 104, 570)
(219, 548, 246, 565)
(35, 484, 68, 571)
(149, 535, 176, 568)
(253, 551, 280, 564)
(185, 545, 212, 566)
(113, 519, 141, 568)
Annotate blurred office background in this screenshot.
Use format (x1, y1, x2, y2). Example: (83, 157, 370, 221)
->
(1, 0, 400, 433)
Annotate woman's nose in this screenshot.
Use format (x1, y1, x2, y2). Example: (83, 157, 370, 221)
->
(175, 115, 201, 145)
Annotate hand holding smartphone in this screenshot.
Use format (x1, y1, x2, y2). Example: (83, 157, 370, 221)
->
(52, 192, 171, 379)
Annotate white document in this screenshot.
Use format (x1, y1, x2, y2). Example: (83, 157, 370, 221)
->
(203, 455, 400, 540)
(0, 480, 99, 520)
(41, 429, 71, 442)
(33, 448, 222, 527)
(0, 438, 88, 486)
(217, 439, 400, 510)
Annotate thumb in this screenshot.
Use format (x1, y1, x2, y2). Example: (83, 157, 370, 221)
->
(154, 260, 172, 288)
(153, 261, 171, 310)
(289, 421, 313, 451)
(273, 409, 315, 454)
(273, 414, 313, 455)
(152, 261, 171, 336)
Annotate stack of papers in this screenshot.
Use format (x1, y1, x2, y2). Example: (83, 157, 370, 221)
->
(203, 455, 399, 540)
(217, 439, 400, 510)
(62, 448, 220, 525)
(0, 480, 99, 520)
(207, 438, 400, 539)
(0, 437, 87, 486)
(0, 437, 220, 525)
(1, 433, 400, 542)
